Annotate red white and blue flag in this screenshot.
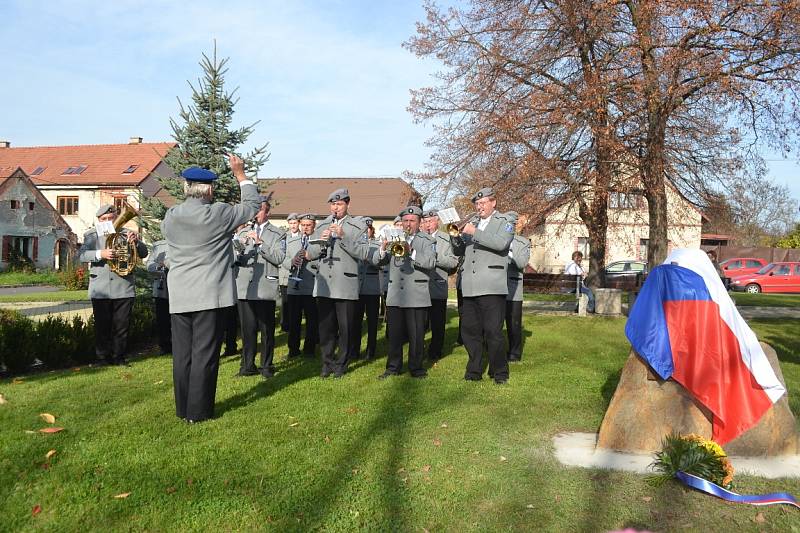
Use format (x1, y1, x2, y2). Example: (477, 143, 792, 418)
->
(625, 248, 785, 444)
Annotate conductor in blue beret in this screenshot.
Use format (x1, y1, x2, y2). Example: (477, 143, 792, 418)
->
(161, 156, 261, 422)
(451, 187, 514, 384)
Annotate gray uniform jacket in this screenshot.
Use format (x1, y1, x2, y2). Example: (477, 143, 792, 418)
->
(506, 235, 531, 302)
(428, 230, 459, 301)
(283, 233, 318, 296)
(452, 211, 515, 297)
(79, 228, 149, 300)
(147, 239, 169, 299)
(378, 232, 436, 308)
(233, 222, 286, 301)
(278, 231, 299, 286)
(306, 215, 371, 300)
(161, 183, 261, 314)
(358, 239, 383, 296)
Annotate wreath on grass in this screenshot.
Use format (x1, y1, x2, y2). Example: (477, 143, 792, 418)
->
(648, 432, 734, 489)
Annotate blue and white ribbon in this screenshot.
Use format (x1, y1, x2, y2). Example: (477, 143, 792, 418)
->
(677, 471, 800, 508)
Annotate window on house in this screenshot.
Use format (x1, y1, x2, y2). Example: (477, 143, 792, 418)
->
(10, 200, 19, 209)
(113, 197, 126, 214)
(62, 165, 87, 175)
(122, 165, 139, 174)
(28, 202, 34, 211)
(30, 166, 46, 175)
(577, 237, 590, 258)
(610, 191, 642, 209)
(57, 196, 79, 216)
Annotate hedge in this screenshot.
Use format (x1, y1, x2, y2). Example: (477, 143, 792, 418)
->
(0, 296, 155, 376)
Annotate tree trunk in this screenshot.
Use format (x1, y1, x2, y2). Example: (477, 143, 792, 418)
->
(643, 151, 669, 267)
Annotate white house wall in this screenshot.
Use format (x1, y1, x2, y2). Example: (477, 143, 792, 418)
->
(38, 187, 141, 239)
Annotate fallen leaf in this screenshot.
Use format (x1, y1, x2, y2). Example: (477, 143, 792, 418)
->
(345, 406, 360, 415)
(324, 436, 331, 443)
(41, 462, 50, 470)
(396, 467, 406, 474)
(352, 468, 359, 475)
(12, 378, 24, 384)
(39, 427, 64, 434)
(186, 478, 193, 486)
(440, 422, 448, 428)
(39, 413, 56, 424)
(526, 504, 535, 509)
(754, 512, 766, 523)
(121, 373, 132, 381)
(113, 492, 131, 499)
(166, 486, 176, 494)
(32, 504, 41, 516)
(472, 451, 480, 455)
(642, 496, 652, 503)
(500, 456, 507, 462)
(433, 439, 442, 447)
(554, 494, 561, 502)
(24, 430, 36, 434)
(45, 450, 57, 460)
(153, 380, 164, 385)
(421, 464, 431, 472)
(289, 422, 299, 427)
(0, 393, 7, 404)
(72, 367, 81, 372)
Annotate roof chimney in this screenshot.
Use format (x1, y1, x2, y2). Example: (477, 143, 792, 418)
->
(0, 141, 10, 148)
(128, 136, 143, 144)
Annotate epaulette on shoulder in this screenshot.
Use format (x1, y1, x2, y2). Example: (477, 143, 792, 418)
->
(345, 218, 367, 231)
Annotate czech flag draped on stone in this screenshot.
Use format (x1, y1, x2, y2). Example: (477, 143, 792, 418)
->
(625, 248, 785, 444)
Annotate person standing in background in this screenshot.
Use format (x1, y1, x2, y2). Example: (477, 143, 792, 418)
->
(504, 212, 531, 362)
(421, 209, 459, 361)
(147, 239, 171, 355)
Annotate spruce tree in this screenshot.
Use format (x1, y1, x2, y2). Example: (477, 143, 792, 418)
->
(139, 42, 269, 240)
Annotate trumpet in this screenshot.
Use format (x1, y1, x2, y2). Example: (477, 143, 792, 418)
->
(447, 213, 479, 239)
(388, 238, 408, 257)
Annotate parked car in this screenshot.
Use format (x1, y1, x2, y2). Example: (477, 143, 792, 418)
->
(719, 257, 768, 278)
(729, 262, 800, 293)
(601, 260, 648, 289)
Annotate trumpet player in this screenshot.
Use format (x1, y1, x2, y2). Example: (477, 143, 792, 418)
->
(284, 213, 318, 358)
(233, 195, 286, 378)
(421, 209, 459, 361)
(451, 187, 515, 384)
(79, 203, 148, 367)
(353, 217, 382, 360)
(377, 206, 436, 379)
(304, 188, 372, 378)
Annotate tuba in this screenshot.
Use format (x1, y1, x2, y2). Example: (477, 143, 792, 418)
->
(105, 201, 139, 276)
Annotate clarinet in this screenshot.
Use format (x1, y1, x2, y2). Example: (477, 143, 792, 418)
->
(289, 235, 309, 289)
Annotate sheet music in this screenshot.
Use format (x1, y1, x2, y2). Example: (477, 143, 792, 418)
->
(437, 207, 460, 224)
(95, 220, 115, 238)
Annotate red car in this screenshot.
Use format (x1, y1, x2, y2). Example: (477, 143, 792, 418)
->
(729, 262, 800, 293)
(719, 257, 768, 277)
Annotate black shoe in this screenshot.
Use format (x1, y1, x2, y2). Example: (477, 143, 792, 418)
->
(378, 372, 399, 380)
(115, 358, 130, 367)
(494, 379, 509, 385)
(237, 369, 259, 377)
(464, 375, 482, 381)
(222, 349, 238, 357)
(321, 370, 332, 378)
(261, 369, 275, 378)
(508, 357, 521, 363)
(411, 373, 428, 379)
(287, 351, 301, 358)
(333, 373, 344, 379)
(186, 418, 210, 424)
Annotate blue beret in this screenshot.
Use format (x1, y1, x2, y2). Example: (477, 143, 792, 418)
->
(471, 187, 495, 203)
(181, 166, 218, 182)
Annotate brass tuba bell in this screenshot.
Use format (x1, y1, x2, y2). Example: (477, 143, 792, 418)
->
(105, 201, 140, 276)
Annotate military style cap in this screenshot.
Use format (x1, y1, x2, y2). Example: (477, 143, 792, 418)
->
(259, 194, 272, 206)
(327, 188, 350, 202)
(506, 211, 519, 224)
(422, 209, 439, 218)
(400, 205, 423, 217)
(299, 213, 316, 221)
(362, 216, 374, 226)
(287, 212, 299, 221)
(471, 187, 495, 203)
(393, 215, 402, 223)
(181, 166, 218, 182)
(96, 203, 115, 217)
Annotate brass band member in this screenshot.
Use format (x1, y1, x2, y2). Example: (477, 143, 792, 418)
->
(147, 239, 171, 355)
(451, 187, 515, 384)
(304, 188, 372, 378)
(421, 209, 459, 361)
(279, 213, 300, 332)
(504, 211, 531, 363)
(162, 157, 260, 423)
(233, 195, 286, 378)
(79, 203, 148, 366)
(353, 217, 382, 360)
(284, 213, 319, 357)
(377, 206, 436, 379)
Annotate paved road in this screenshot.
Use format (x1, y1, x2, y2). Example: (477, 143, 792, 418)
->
(0, 285, 61, 295)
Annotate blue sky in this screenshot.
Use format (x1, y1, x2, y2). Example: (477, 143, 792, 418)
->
(2, 0, 799, 206)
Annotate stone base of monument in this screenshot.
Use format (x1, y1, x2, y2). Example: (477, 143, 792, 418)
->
(552, 342, 800, 477)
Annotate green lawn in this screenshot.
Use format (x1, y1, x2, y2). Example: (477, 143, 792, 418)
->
(0, 271, 61, 287)
(731, 292, 800, 308)
(1, 314, 798, 531)
(0, 290, 88, 303)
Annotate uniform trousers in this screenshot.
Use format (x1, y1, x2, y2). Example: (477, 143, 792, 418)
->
(222, 305, 239, 355)
(353, 294, 379, 359)
(505, 299, 524, 361)
(154, 297, 172, 353)
(317, 297, 356, 376)
(287, 294, 318, 356)
(279, 285, 289, 331)
(461, 294, 509, 381)
(171, 307, 226, 421)
(237, 299, 276, 375)
(385, 306, 428, 376)
(456, 288, 464, 344)
(427, 298, 447, 360)
(92, 297, 134, 363)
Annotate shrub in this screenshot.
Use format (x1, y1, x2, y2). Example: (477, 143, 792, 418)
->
(58, 264, 89, 290)
(35, 315, 75, 368)
(70, 314, 96, 365)
(0, 309, 36, 374)
(6, 247, 36, 273)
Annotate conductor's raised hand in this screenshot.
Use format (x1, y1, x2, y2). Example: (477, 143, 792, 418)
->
(228, 154, 247, 182)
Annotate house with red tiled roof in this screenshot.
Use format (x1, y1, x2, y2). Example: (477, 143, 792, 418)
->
(0, 138, 176, 238)
(0, 167, 76, 270)
(263, 177, 421, 230)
